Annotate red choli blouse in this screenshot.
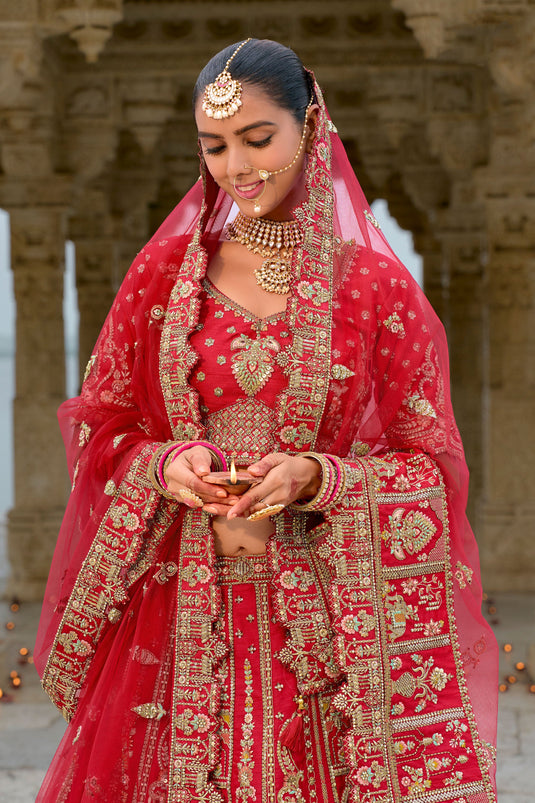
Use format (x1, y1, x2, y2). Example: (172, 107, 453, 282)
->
(188, 279, 290, 462)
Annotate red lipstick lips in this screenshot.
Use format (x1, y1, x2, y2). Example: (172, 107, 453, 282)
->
(234, 179, 265, 200)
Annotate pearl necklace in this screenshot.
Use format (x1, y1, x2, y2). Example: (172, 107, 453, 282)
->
(226, 213, 303, 294)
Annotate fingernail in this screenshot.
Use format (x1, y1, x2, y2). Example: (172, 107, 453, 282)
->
(204, 506, 217, 514)
(216, 490, 227, 498)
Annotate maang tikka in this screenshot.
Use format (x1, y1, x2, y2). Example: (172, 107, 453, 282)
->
(202, 38, 251, 120)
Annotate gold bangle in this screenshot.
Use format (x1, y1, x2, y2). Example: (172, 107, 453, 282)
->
(147, 441, 181, 500)
(289, 452, 333, 512)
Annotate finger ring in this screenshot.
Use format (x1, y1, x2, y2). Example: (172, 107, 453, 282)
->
(247, 503, 285, 521)
(177, 488, 203, 506)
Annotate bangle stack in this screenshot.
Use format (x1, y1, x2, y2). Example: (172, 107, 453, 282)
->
(148, 441, 227, 500)
(290, 452, 348, 512)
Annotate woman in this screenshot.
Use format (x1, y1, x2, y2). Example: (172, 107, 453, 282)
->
(35, 39, 498, 802)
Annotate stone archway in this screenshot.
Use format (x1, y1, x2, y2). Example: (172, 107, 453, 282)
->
(0, 0, 533, 597)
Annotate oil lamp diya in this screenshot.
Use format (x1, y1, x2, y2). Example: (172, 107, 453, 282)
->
(203, 459, 259, 495)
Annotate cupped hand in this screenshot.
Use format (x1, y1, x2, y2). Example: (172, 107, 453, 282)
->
(227, 453, 321, 520)
(164, 444, 238, 515)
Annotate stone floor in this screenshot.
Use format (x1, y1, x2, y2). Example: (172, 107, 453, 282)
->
(0, 588, 533, 802)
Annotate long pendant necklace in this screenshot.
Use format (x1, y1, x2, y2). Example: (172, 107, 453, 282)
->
(226, 213, 303, 295)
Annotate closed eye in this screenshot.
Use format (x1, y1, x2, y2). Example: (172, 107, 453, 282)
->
(249, 135, 273, 149)
(205, 144, 225, 156)
(204, 134, 273, 156)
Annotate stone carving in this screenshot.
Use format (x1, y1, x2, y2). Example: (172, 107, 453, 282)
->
(66, 85, 109, 117)
(52, 0, 124, 63)
(1, 0, 534, 596)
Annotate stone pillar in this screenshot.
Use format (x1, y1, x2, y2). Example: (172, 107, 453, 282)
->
(68, 193, 117, 382)
(475, 179, 535, 590)
(7, 202, 70, 600)
(441, 231, 486, 527)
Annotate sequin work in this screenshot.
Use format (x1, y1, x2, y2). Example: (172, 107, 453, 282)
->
(188, 280, 290, 461)
(214, 555, 346, 802)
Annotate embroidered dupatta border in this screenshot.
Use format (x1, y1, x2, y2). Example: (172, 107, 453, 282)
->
(157, 83, 339, 801)
(41, 444, 176, 721)
(321, 452, 496, 803)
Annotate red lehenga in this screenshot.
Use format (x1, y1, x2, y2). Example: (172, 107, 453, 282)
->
(35, 81, 498, 803)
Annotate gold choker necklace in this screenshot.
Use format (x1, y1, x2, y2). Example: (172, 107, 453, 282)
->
(226, 213, 303, 294)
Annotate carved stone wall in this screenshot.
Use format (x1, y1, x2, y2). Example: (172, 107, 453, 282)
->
(0, 0, 533, 597)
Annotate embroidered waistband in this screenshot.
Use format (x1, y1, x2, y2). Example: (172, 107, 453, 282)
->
(216, 554, 270, 585)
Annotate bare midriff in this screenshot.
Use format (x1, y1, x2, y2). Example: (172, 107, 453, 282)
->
(212, 515, 274, 556)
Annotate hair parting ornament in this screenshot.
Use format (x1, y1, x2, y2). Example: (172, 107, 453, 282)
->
(202, 38, 252, 119)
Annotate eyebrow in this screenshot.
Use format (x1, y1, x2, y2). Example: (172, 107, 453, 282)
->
(197, 120, 277, 139)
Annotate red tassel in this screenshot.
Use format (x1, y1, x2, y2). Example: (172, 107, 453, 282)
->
(280, 711, 304, 751)
(279, 695, 305, 752)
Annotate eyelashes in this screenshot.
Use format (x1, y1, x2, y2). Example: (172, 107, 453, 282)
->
(204, 135, 273, 156)
(250, 135, 273, 149)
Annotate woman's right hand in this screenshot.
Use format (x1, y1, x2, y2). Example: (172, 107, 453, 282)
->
(164, 443, 238, 516)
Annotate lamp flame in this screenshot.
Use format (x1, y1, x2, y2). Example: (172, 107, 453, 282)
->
(230, 459, 237, 484)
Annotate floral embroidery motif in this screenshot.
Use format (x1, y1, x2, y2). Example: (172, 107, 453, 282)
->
(236, 659, 256, 800)
(279, 566, 315, 592)
(383, 311, 406, 337)
(295, 280, 330, 306)
(355, 760, 387, 788)
(173, 278, 195, 298)
(150, 304, 165, 321)
(279, 424, 314, 449)
(382, 508, 437, 560)
(455, 562, 474, 589)
(406, 394, 437, 419)
(78, 422, 91, 447)
(230, 333, 281, 396)
(392, 654, 453, 713)
(181, 560, 213, 587)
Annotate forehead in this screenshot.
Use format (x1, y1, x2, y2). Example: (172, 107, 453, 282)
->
(194, 83, 295, 133)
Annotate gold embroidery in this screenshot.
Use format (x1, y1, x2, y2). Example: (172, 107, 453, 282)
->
(406, 394, 437, 419)
(455, 561, 474, 589)
(364, 209, 381, 228)
(83, 354, 96, 382)
(132, 702, 167, 720)
(230, 332, 281, 396)
(381, 508, 437, 560)
(78, 422, 91, 447)
(205, 399, 277, 462)
(41, 446, 167, 721)
(383, 311, 406, 338)
(153, 561, 178, 585)
(331, 364, 355, 381)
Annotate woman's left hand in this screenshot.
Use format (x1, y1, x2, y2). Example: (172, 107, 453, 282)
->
(226, 453, 321, 520)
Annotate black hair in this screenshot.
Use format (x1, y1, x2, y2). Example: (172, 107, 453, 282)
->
(193, 39, 314, 123)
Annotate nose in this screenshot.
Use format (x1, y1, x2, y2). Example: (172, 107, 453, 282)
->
(226, 145, 251, 181)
